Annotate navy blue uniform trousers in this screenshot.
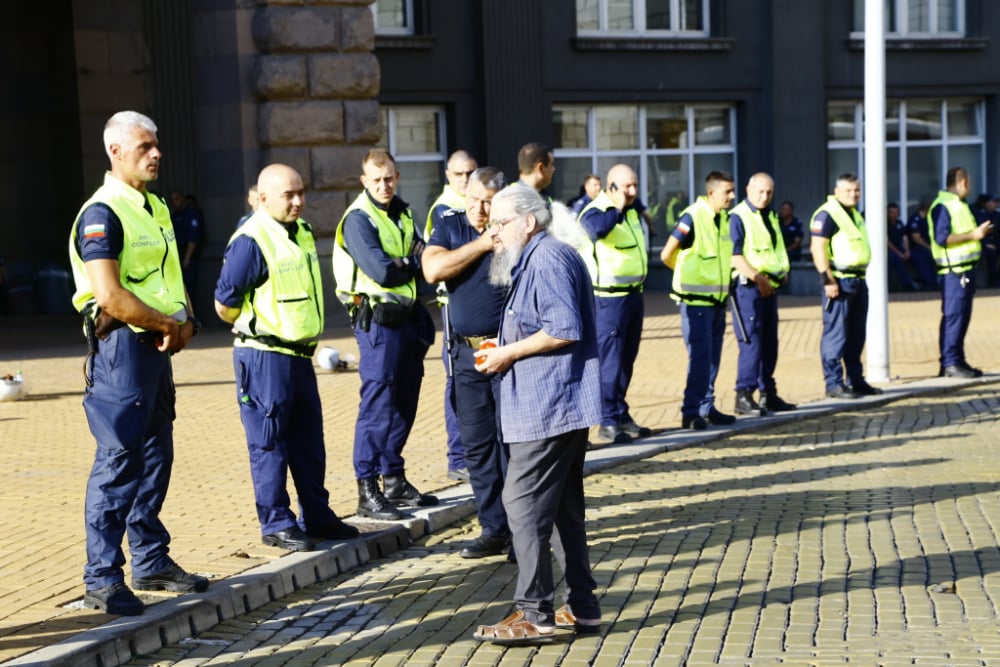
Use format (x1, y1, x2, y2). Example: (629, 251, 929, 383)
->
(83, 327, 176, 589)
(503, 428, 600, 626)
(440, 340, 465, 471)
(353, 317, 426, 480)
(680, 302, 726, 418)
(449, 339, 509, 538)
(733, 282, 779, 393)
(820, 276, 868, 390)
(939, 270, 976, 368)
(595, 291, 644, 426)
(233, 347, 339, 536)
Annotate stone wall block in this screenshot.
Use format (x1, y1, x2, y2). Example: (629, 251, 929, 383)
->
(302, 190, 351, 238)
(343, 100, 381, 144)
(253, 6, 340, 52)
(259, 101, 344, 145)
(311, 145, 370, 190)
(308, 53, 379, 99)
(339, 6, 374, 52)
(254, 54, 308, 98)
(260, 146, 314, 188)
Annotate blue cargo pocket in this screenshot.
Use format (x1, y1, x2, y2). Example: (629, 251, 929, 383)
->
(237, 359, 280, 452)
(84, 383, 147, 451)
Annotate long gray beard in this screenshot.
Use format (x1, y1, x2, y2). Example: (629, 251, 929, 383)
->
(488, 241, 525, 287)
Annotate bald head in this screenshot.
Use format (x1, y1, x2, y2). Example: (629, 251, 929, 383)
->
(745, 172, 774, 210)
(605, 164, 638, 206)
(257, 164, 305, 224)
(446, 150, 478, 195)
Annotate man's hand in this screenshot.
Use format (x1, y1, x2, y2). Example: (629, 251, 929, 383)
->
(973, 221, 993, 241)
(474, 344, 514, 374)
(753, 273, 775, 298)
(157, 319, 182, 353)
(607, 185, 627, 211)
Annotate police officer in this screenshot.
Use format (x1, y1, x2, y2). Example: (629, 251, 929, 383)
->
(579, 164, 650, 444)
(660, 171, 738, 431)
(69, 111, 208, 616)
(425, 150, 478, 240)
(907, 201, 939, 289)
(333, 148, 438, 521)
(214, 163, 358, 553)
(809, 172, 881, 399)
(422, 166, 511, 559)
(729, 173, 796, 416)
(929, 167, 992, 378)
(425, 150, 478, 482)
(516, 142, 555, 196)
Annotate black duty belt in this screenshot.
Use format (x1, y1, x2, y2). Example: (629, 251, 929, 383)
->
(594, 284, 643, 295)
(238, 333, 317, 357)
(456, 334, 493, 349)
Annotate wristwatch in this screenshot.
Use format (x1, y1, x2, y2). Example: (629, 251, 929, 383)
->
(186, 315, 202, 336)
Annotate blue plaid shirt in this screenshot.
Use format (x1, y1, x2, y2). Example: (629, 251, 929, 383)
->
(498, 231, 602, 442)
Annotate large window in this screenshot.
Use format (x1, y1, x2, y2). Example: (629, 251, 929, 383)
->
(852, 0, 964, 37)
(577, 0, 709, 35)
(826, 98, 984, 215)
(552, 103, 736, 246)
(371, 0, 414, 36)
(377, 106, 446, 220)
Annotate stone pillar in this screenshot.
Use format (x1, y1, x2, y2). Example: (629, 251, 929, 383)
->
(251, 0, 381, 239)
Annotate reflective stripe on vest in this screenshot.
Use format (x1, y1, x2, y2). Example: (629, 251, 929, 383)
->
(424, 184, 465, 240)
(671, 197, 733, 304)
(579, 191, 648, 296)
(332, 193, 417, 306)
(928, 190, 981, 274)
(68, 173, 187, 331)
(811, 196, 870, 277)
(227, 211, 324, 356)
(730, 201, 789, 287)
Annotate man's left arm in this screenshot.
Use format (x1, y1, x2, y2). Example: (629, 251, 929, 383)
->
(579, 206, 622, 241)
(214, 236, 266, 324)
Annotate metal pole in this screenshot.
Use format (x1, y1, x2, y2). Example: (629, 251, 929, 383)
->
(864, 0, 890, 382)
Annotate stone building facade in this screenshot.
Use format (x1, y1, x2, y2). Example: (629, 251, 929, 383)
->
(2, 0, 379, 320)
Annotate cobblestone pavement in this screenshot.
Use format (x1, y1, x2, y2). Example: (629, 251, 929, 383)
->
(119, 387, 1000, 667)
(2, 290, 999, 664)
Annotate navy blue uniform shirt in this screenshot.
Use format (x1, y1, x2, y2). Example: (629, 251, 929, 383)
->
(427, 210, 506, 337)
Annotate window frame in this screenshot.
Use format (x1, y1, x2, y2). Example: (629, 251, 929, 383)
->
(553, 102, 738, 250)
(826, 97, 985, 214)
(850, 0, 965, 38)
(378, 105, 448, 217)
(577, 0, 711, 37)
(371, 0, 415, 36)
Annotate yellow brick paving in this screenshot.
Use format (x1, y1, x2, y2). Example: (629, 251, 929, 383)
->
(1, 290, 1000, 664)
(119, 387, 1000, 666)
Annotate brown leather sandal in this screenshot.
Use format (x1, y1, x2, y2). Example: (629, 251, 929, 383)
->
(473, 609, 557, 644)
(555, 605, 602, 634)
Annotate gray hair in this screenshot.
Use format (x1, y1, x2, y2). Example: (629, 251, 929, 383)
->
(103, 111, 157, 160)
(492, 183, 588, 249)
(469, 166, 506, 192)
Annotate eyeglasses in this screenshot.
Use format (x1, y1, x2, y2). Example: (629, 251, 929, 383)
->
(489, 215, 521, 232)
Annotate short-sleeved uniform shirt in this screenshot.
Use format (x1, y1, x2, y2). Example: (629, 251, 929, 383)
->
(426, 211, 506, 336)
(498, 231, 601, 442)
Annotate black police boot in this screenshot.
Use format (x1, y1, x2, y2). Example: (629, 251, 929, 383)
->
(760, 391, 797, 412)
(357, 477, 404, 521)
(734, 389, 766, 416)
(383, 473, 439, 508)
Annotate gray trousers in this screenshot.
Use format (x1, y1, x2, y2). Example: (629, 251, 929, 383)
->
(502, 427, 600, 625)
